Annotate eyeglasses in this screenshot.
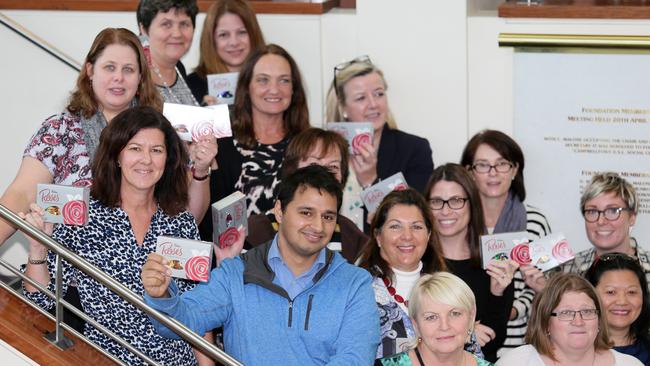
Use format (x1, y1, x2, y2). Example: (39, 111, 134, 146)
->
(582, 207, 630, 223)
(551, 309, 599, 321)
(333, 55, 372, 97)
(471, 161, 513, 174)
(597, 252, 637, 262)
(428, 197, 469, 210)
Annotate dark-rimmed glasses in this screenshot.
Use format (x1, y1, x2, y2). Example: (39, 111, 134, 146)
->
(428, 197, 469, 210)
(471, 161, 513, 174)
(597, 252, 637, 262)
(582, 207, 630, 223)
(551, 309, 599, 321)
(333, 55, 372, 96)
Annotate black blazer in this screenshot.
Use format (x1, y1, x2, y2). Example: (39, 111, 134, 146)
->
(376, 125, 434, 193)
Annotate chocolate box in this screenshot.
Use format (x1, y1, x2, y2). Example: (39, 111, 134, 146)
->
(529, 232, 575, 272)
(162, 102, 231, 142)
(36, 184, 89, 226)
(207, 72, 238, 105)
(479, 231, 530, 269)
(360, 172, 408, 212)
(211, 191, 248, 249)
(325, 122, 374, 155)
(156, 236, 213, 282)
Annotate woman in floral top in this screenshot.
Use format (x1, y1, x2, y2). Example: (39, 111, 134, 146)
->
(376, 272, 494, 366)
(22, 107, 211, 365)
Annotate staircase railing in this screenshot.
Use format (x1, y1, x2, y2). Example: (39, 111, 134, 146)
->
(0, 204, 243, 366)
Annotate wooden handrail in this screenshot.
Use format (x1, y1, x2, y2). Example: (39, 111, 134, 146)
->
(0, 0, 343, 14)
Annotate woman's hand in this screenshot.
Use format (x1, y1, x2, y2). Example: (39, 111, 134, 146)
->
(486, 259, 519, 296)
(191, 137, 218, 174)
(350, 141, 378, 188)
(474, 321, 496, 347)
(214, 226, 245, 266)
(520, 264, 547, 293)
(19, 203, 53, 258)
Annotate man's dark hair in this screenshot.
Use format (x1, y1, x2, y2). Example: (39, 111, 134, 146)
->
(276, 165, 343, 213)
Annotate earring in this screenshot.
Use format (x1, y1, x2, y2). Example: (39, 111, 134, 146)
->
(417, 337, 422, 344)
(511, 176, 515, 181)
(467, 329, 471, 335)
(343, 113, 348, 120)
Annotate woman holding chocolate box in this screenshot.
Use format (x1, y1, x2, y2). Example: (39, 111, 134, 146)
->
(198, 43, 309, 241)
(426, 163, 517, 362)
(21, 106, 222, 366)
(325, 57, 434, 231)
(186, 0, 265, 105)
(460, 130, 552, 358)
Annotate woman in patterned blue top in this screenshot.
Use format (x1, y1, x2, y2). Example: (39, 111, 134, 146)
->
(376, 272, 494, 366)
(22, 106, 210, 365)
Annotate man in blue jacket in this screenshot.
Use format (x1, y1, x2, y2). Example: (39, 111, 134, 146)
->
(142, 165, 380, 365)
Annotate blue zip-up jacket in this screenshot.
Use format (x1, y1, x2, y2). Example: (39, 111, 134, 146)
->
(145, 241, 380, 365)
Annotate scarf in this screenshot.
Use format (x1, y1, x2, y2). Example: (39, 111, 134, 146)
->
(80, 99, 138, 164)
(493, 192, 527, 233)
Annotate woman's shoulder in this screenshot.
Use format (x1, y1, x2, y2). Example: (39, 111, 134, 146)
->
(496, 345, 541, 365)
(611, 349, 644, 365)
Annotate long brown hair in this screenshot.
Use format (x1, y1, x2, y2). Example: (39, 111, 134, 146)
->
(233, 44, 309, 147)
(91, 106, 188, 215)
(357, 189, 447, 279)
(194, 0, 265, 78)
(525, 273, 612, 361)
(67, 28, 161, 119)
(425, 163, 486, 269)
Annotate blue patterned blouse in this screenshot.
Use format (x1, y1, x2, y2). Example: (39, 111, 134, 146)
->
(23, 199, 200, 366)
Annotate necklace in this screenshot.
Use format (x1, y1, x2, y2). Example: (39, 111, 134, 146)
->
(151, 62, 199, 106)
(382, 276, 408, 307)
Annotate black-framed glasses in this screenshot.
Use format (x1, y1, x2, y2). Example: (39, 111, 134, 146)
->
(551, 309, 599, 321)
(333, 55, 372, 96)
(582, 207, 630, 223)
(428, 197, 469, 210)
(597, 252, 637, 262)
(471, 161, 513, 174)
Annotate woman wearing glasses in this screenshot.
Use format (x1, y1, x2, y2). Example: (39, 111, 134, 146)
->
(497, 273, 642, 365)
(460, 129, 552, 357)
(560, 172, 650, 281)
(587, 253, 650, 365)
(325, 57, 434, 231)
(425, 163, 516, 362)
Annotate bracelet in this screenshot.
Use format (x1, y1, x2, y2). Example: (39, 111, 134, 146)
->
(192, 166, 211, 181)
(28, 258, 47, 265)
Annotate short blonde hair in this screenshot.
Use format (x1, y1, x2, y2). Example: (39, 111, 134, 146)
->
(408, 272, 476, 346)
(324, 61, 396, 129)
(580, 172, 638, 214)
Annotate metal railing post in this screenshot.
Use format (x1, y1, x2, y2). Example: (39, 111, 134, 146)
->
(43, 254, 74, 349)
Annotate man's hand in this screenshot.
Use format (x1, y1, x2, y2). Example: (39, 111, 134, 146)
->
(142, 253, 172, 298)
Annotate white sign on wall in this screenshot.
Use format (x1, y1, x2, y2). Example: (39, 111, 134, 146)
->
(514, 50, 650, 253)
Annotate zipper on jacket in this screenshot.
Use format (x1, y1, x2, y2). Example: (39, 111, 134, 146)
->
(288, 300, 293, 327)
(304, 294, 314, 331)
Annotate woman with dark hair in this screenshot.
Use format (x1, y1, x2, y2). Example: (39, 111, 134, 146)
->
(587, 253, 650, 365)
(460, 129, 552, 357)
(137, 0, 199, 105)
(22, 106, 211, 366)
(199, 43, 309, 240)
(426, 163, 516, 362)
(497, 273, 642, 365)
(246, 127, 368, 263)
(186, 0, 265, 105)
(357, 188, 451, 358)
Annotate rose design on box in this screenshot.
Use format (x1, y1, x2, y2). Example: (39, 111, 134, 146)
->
(36, 184, 89, 226)
(192, 120, 214, 141)
(361, 172, 408, 212)
(185, 255, 210, 282)
(63, 200, 87, 226)
(351, 132, 371, 155)
(510, 243, 531, 265)
(552, 239, 574, 262)
(529, 233, 575, 272)
(218, 227, 239, 249)
(156, 237, 213, 282)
